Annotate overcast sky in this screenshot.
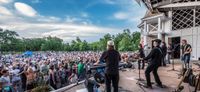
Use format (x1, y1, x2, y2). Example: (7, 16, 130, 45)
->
(0, 0, 146, 42)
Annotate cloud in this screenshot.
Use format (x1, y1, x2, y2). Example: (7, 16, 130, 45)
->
(0, 6, 12, 15)
(0, 0, 12, 4)
(1, 21, 118, 42)
(14, 2, 37, 17)
(103, 0, 140, 5)
(65, 16, 82, 23)
(37, 16, 61, 22)
(0, 1, 119, 42)
(64, 16, 92, 25)
(41, 25, 113, 38)
(114, 12, 129, 20)
(104, 0, 115, 4)
(85, 0, 114, 9)
(31, 0, 41, 4)
(80, 12, 89, 18)
(0, 0, 142, 42)
(113, 11, 143, 23)
(113, 0, 146, 25)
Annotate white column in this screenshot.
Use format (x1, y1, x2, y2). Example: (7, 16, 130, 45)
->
(147, 24, 149, 33)
(193, 9, 196, 27)
(169, 11, 172, 32)
(158, 17, 162, 40)
(144, 21, 147, 50)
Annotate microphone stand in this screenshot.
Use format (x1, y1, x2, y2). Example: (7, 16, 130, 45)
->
(135, 58, 146, 92)
(135, 59, 145, 81)
(168, 44, 179, 72)
(133, 51, 145, 82)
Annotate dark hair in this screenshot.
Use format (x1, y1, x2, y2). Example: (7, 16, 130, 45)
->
(162, 42, 166, 46)
(49, 65, 54, 70)
(154, 39, 161, 45)
(139, 44, 143, 48)
(1, 69, 8, 74)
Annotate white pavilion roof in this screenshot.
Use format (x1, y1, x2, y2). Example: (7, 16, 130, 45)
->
(158, 1, 200, 8)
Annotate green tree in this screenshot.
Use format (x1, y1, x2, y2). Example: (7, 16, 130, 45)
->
(64, 43, 71, 51)
(131, 32, 141, 51)
(118, 36, 132, 51)
(41, 36, 63, 51)
(0, 29, 19, 52)
(98, 33, 112, 50)
(0, 28, 141, 52)
(79, 40, 89, 51)
(70, 40, 78, 51)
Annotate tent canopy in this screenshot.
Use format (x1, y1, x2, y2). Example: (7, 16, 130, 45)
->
(23, 51, 33, 56)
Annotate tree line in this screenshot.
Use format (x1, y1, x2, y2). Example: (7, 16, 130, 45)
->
(0, 28, 141, 52)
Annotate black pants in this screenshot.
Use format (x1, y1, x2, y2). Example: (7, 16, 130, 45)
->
(162, 56, 166, 66)
(145, 64, 162, 87)
(21, 78, 27, 91)
(138, 60, 145, 69)
(26, 83, 34, 90)
(105, 73, 119, 92)
(50, 81, 57, 89)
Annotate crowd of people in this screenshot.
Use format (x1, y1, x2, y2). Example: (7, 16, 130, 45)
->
(0, 51, 99, 91)
(0, 51, 138, 92)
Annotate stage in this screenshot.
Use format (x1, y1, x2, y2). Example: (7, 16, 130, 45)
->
(63, 61, 200, 92)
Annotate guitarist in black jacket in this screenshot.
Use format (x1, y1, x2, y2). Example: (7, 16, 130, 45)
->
(142, 39, 163, 88)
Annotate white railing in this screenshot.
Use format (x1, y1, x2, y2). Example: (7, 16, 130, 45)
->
(51, 80, 85, 92)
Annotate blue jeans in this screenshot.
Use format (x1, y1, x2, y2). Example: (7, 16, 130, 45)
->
(181, 55, 191, 68)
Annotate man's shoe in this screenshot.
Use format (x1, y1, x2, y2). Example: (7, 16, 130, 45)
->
(143, 84, 153, 89)
(156, 84, 164, 88)
(137, 82, 153, 89)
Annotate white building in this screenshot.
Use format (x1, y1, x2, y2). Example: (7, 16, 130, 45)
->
(137, 0, 200, 60)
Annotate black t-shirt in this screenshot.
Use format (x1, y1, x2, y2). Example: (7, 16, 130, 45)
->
(100, 49, 121, 75)
(181, 44, 192, 56)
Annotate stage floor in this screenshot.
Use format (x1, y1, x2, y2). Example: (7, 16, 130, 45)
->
(65, 62, 200, 92)
(118, 64, 186, 92)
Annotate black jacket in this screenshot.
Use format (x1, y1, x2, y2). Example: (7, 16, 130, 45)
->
(100, 49, 121, 74)
(144, 47, 163, 66)
(161, 46, 167, 57)
(139, 48, 145, 58)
